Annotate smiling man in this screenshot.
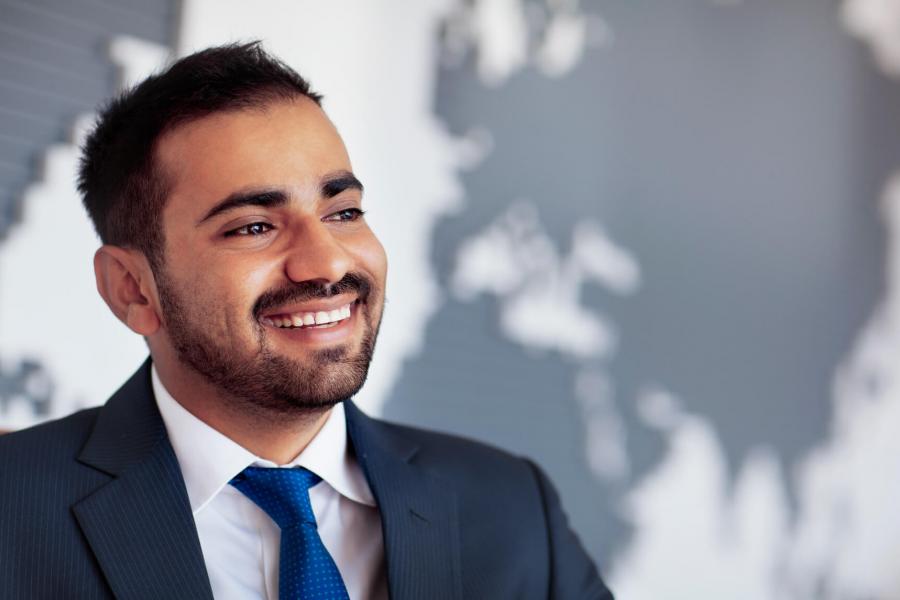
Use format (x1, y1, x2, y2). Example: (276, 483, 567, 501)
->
(0, 43, 612, 600)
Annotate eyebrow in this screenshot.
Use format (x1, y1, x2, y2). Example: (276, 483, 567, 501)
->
(196, 189, 288, 225)
(196, 171, 364, 226)
(321, 170, 364, 198)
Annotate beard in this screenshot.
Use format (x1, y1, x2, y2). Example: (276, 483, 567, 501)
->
(155, 267, 381, 417)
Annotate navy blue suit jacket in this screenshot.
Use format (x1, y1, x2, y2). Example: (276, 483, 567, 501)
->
(0, 359, 613, 599)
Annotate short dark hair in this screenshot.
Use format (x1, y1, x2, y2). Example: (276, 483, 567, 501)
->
(77, 41, 322, 270)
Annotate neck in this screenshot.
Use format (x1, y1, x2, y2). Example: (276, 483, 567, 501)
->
(151, 352, 331, 465)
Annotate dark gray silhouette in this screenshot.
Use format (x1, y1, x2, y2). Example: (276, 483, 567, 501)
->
(383, 0, 900, 563)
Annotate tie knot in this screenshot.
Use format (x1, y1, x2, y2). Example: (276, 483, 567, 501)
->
(230, 466, 322, 529)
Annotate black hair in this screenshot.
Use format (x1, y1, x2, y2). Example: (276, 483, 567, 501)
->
(77, 41, 322, 270)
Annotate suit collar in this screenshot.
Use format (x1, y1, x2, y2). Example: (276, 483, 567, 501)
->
(73, 358, 214, 600)
(73, 359, 462, 600)
(345, 400, 463, 600)
(152, 366, 376, 513)
(77, 357, 167, 476)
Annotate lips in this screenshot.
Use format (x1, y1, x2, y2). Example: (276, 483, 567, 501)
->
(260, 300, 357, 329)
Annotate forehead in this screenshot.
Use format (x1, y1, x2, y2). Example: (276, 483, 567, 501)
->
(156, 98, 351, 217)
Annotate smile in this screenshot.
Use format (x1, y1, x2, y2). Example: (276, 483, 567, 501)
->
(260, 302, 354, 329)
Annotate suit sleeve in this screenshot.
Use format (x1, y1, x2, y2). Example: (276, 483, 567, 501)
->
(525, 459, 615, 600)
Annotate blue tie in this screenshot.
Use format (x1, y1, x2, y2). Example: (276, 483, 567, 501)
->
(230, 466, 350, 600)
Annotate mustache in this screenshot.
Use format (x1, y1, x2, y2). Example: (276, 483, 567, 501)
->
(253, 273, 372, 318)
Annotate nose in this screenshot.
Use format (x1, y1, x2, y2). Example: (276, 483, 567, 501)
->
(283, 220, 352, 285)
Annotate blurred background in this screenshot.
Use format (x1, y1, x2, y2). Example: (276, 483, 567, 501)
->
(2, 0, 900, 597)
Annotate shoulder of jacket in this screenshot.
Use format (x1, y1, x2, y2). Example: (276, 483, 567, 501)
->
(0, 407, 101, 467)
(372, 418, 541, 489)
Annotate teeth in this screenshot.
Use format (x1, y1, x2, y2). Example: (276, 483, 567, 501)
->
(265, 302, 354, 328)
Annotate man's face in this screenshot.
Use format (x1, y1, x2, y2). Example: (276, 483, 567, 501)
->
(152, 97, 387, 415)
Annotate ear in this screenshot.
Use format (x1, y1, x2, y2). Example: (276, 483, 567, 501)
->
(93, 245, 161, 336)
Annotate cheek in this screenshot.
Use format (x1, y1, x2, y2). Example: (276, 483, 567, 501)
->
(229, 263, 273, 300)
(354, 233, 388, 287)
(189, 259, 271, 326)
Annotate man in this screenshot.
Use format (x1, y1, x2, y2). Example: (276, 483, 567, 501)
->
(0, 43, 613, 599)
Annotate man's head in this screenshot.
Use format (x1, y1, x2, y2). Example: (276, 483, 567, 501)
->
(79, 42, 387, 417)
(78, 42, 323, 272)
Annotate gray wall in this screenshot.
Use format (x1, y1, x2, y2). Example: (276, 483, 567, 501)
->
(0, 0, 176, 238)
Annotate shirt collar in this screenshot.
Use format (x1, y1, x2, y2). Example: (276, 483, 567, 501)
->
(151, 364, 376, 515)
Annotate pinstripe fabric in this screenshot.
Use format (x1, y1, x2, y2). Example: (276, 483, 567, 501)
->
(0, 409, 110, 599)
(344, 401, 614, 600)
(1, 359, 213, 600)
(71, 361, 214, 600)
(72, 443, 213, 599)
(344, 402, 463, 600)
(1, 358, 613, 599)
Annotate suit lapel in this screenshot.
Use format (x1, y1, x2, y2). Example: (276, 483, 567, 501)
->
(345, 401, 463, 600)
(72, 362, 459, 599)
(73, 359, 214, 600)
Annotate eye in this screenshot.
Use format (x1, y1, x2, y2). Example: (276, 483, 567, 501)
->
(224, 222, 274, 237)
(325, 208, 366, 222)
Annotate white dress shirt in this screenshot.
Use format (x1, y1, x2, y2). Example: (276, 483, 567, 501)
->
(152, 366, 388, 600)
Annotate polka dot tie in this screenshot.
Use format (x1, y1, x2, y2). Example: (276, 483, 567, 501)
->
(230, 466, 350, 600)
